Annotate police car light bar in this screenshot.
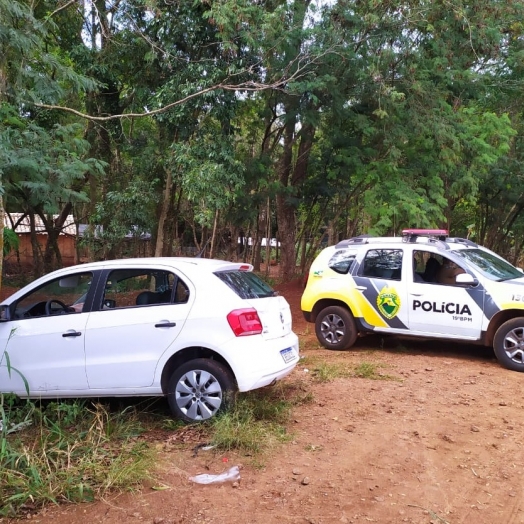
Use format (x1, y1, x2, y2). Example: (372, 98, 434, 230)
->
(402, 229, 449, 237)
(402, 229, 449, 243)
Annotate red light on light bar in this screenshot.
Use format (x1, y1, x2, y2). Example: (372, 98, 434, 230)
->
(239, 264, 250, 271)
(402, 229, 449, 236)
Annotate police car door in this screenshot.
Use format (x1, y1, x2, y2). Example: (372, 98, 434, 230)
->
(408, 250, 484, 339)
(353, 248, 410, 333)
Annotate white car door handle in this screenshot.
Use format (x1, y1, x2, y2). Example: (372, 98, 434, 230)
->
(155, 321, 176, 328)
(62, 330, 82, 338)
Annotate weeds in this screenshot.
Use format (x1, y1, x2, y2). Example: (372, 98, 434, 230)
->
(353, 362, 380, 378)
(353, 362, 396, 380)
(304, 443, 323, 452)
(209, 382, 311, 454)
(311, 361, 352, 382)
(0, 377, 315, 517)
(301, 354, 397, 382)
(0, 399, 154, 517)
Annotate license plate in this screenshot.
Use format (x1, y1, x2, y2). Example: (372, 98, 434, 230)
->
(280, 347, 296, 364)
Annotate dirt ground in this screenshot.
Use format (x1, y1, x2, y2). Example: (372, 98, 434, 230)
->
(3, 279, 524, 524)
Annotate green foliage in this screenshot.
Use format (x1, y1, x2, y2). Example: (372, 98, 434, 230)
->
(0, 0, 96, 106)
(1, 123, 103, 212)
(312, 362, 351, 383)
(171, 135, 245, 227)
(209, 382, 311, 454)
(3, 229, 19, 257)
(0, 399, 154, 517)
(87, 177, 158, 256)
(353, 362, 396, 381)
(2, 0, 524, 273)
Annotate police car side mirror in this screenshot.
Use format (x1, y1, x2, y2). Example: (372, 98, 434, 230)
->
(455, 273, 477, 286)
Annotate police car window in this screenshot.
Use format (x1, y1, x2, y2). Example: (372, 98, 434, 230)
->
(328, 249, 357, 274)
(362, 249, 403, 280)
(455, 249, 522, 281)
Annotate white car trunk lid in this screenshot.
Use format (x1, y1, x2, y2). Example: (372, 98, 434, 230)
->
(249, 295, 293, 340)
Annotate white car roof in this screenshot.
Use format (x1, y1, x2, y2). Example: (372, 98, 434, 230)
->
(58, 257, 253, 273)
(1, 258, 254, 304)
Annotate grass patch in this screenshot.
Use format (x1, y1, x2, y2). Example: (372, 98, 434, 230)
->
(299, 356, 352, 382)
(300, 356, 397, 382)
(0, 380, 315, 516)
(311, 361, 352, 382)
(209, 382, 312, 455)
(352, 362, 396, 380)
(0, 396, 155, 518)
(304, 443, 324, 452)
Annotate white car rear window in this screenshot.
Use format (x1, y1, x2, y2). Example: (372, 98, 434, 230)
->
(215, 271, 277, 299)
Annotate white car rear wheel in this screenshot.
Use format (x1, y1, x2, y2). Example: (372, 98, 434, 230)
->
(167, 359, 236, 422)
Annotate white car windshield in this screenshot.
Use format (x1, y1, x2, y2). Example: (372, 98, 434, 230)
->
(455, 248, 522, 281)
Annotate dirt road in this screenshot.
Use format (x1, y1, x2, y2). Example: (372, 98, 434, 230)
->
(4, 280, 524, 523)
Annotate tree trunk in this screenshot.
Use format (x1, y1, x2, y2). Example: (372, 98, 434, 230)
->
(155, 167, 173, 257)
(276, 115, 296, 282)
(276, 119, 315, 282)
(41, 203, 72, 272)
(209, 209, 219, 259)
(29, 212, 43, 277)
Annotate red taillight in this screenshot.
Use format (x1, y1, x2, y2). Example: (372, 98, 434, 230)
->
(227, 308, 263, 336)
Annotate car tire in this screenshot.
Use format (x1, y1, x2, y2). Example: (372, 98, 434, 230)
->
(315, 306, 358, 350)
(493, 318, 524, 372)
(167, 359, 236, 422)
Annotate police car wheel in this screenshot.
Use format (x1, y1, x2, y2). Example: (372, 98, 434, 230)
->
(493, 318, 524, 372)
(315, 306, 357, 350)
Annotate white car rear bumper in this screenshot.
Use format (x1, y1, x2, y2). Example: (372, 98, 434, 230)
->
(228, 332, 300, 392)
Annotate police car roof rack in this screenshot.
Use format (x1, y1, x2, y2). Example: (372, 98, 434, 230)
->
(335, 235, 373, 248)
(446, 237, 478, 248)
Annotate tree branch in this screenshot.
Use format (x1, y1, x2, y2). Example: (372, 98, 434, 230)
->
(46, 0, 79, 19)
(28, 48, 336, 122)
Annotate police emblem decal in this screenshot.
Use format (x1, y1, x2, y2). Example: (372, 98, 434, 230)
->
(377, 287, 401, 319)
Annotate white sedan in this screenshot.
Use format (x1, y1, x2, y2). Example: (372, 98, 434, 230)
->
(0, 258, 299, 422)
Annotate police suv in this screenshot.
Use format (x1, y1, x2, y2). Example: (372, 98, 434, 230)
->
(301, 229, 524, 372)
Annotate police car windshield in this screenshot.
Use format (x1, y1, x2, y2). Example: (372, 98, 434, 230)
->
(455, 249, 522, 281)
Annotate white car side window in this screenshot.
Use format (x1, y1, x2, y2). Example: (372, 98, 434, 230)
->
(14, 272, 93, 318)
(101, 269, 188, 309)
